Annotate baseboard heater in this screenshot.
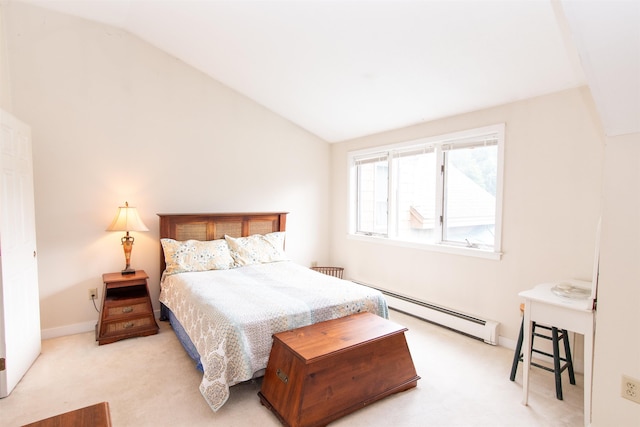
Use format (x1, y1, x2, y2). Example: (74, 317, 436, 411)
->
(358, 283, 499, 345)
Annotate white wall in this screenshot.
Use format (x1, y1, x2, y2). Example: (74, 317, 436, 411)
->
(592, 132, 640, 425)
(330, 87, 605, 344)
(0, 2, 11, 112)
(3, 2, 331, 336)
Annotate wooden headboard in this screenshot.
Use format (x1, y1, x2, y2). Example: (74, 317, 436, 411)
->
(157, 212, 288, 276)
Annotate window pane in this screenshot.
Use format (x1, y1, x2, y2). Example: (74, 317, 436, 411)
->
(394, 150, 436, 243)
(443, 144, 497, 248)
(356, 159, 388, 235)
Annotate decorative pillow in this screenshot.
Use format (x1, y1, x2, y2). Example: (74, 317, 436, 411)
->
(224, 232, 288, 266)
(263, 231, 286, 252)
(161, 238, 235, 275)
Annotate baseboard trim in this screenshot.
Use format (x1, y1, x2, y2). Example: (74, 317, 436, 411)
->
(41, 320, 96, 340)
(41, 309, 162, 340)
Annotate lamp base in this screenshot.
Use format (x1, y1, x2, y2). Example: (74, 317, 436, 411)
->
(121, 267, 136, 275)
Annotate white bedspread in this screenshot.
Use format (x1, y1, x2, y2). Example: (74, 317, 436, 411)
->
(159, 261, 388, 412)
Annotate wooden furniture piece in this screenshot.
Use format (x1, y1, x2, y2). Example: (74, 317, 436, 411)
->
(158, 212, 288, 276)
(519, 280, 595, 426)
(310, 266, 344, 278)
(258, 312, 420, 427)
(22, 402, 112, 427)
(96, 270, 158, 345)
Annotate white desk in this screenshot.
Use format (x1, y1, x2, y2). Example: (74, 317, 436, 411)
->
(519, 280, 595, 426)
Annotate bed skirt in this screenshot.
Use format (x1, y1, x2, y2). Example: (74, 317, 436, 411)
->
(161, 303, 203, 372)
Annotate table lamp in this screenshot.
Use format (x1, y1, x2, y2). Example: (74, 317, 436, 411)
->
(106, 201, 149, 275)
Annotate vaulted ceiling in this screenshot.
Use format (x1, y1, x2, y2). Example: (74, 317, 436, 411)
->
(16, 0, 639, 142)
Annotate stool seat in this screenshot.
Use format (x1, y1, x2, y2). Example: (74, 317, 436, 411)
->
(510, 305, 576, 400)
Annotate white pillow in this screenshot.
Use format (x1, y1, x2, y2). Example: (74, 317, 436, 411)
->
(161, 238, 235, 275)
(224, 232, 288, 266)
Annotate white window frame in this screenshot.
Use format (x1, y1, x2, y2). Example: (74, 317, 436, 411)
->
(348, 124, 505, 260)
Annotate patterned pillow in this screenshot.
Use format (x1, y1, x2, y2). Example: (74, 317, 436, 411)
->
(224, 232, 288, 266)
(161, 238, 235, 275)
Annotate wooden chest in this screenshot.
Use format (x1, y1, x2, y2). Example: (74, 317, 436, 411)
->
(258, 312, 420, 427)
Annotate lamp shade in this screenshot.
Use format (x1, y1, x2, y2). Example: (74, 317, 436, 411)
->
(106, 202, 149, 232)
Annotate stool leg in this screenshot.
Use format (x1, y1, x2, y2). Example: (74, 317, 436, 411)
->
(552, 327, 563, 400)
(531, 321, 537, 359)
(510, 317, 525, 381)
(562, 329, 576, 385)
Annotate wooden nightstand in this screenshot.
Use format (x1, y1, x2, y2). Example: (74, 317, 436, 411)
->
(96, 270, 159, 345)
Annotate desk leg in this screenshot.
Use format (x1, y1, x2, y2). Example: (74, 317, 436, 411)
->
(522, 302, 532, 405)
(583, 319, 595, 425)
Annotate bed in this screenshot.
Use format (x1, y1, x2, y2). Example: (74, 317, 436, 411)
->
(157, 212, 389, 412)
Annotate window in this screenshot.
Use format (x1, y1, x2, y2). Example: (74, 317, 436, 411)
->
(354, 154, 389, 236)
(349, 124, 504, 257)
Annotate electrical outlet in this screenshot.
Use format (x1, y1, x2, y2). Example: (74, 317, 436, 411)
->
(621, 375, 640, 404)
(88, 288, 98, 300)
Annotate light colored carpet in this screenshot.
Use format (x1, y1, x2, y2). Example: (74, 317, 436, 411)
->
(1, 310, 583, 426)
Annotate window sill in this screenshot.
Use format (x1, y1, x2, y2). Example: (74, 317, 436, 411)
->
(347, 233, 503, 260)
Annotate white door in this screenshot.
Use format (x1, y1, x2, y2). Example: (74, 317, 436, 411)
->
(0, 110, 41, 398)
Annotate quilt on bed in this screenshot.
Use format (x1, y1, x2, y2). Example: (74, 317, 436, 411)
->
(159, 260, 388, 412)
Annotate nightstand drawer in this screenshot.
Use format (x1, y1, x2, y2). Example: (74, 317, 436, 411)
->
(104, 316, 154, 334)
(104, 299, 150, 319)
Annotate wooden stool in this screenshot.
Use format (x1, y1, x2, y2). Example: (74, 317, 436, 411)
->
(510, 303, 576, 400)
